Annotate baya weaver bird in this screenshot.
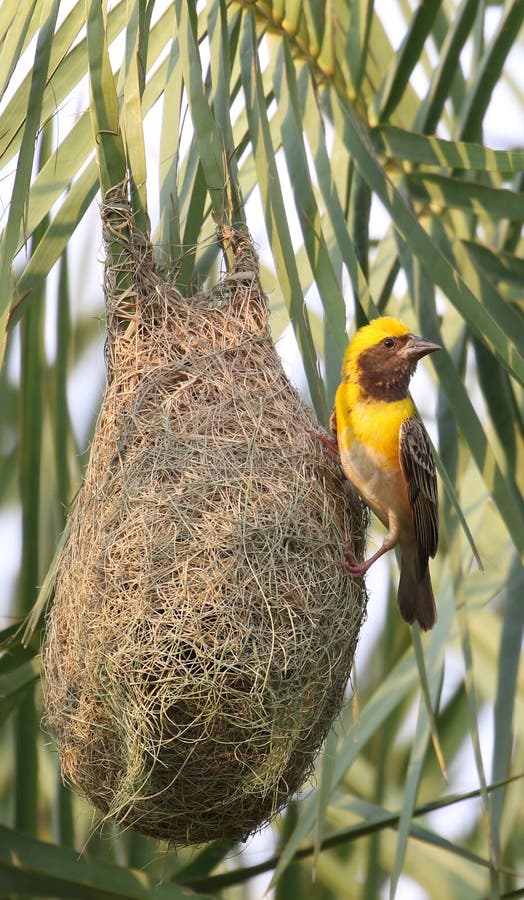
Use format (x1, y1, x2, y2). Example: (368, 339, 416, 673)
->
(329, 317, 440, 630)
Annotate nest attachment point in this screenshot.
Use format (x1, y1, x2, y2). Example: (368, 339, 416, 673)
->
(43, 186, 367, 844)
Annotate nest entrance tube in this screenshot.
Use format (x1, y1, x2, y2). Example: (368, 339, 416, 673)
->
(43, 185, 368, 844)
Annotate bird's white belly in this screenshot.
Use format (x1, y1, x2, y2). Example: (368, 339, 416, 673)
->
(340, 440, 412, 533)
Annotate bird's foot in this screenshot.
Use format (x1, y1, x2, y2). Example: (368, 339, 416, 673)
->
(311, 429, 340, 463)
(338, 546, 370, 578)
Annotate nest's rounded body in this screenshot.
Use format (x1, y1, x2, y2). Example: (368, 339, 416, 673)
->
(43, 248, 366, 844)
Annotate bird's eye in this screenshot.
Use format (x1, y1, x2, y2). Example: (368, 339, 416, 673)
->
(383, 337, 395, 349)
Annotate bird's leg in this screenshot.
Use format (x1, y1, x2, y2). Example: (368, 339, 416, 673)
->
(342, 532, 397, 578)
(311, 429, 340, 462)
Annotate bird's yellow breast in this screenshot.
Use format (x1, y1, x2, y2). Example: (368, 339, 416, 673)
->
(334, 381, 414, 468)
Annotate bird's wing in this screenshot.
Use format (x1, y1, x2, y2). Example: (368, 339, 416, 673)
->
(399, 417, 438, 577)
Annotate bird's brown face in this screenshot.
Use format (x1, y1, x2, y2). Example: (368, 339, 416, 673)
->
(358, 333, 440, 401)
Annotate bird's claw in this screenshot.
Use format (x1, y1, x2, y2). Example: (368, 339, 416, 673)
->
(338, 546, 368, 578)
(310, 428, 340, 463)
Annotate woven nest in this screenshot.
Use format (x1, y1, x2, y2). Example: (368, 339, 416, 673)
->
(42, 184, 368, 844)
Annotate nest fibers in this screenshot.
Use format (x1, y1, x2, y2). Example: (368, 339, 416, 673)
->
(42, 186, 368, 844)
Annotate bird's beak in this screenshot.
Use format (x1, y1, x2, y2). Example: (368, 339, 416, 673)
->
(402, 334, 441, 361)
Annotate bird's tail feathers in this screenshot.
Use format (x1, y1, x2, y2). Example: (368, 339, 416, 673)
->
(398, 557, 436, 631)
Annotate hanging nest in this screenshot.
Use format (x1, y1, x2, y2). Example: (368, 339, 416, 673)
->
(42, 184, 368, 844)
